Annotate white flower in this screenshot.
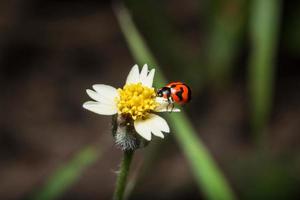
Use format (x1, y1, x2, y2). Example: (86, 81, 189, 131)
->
(83, 64, 180, 141)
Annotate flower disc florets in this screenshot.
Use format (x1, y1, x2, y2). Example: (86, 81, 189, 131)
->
(117, 82, 157, 120)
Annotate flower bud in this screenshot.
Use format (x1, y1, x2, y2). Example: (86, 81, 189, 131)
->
(112, 115, 148, 151)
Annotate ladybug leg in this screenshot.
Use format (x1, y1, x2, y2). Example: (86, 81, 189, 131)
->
(167, 103, 174, 112)
(167, 97, 173, 112)
(170, 103, 174, 112)
(166, 102, 171, 112)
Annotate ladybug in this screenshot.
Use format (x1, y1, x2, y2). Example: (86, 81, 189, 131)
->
(157, 82, 191, 108)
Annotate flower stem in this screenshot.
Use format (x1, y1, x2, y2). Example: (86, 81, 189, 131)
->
(113, 150, 134, 200)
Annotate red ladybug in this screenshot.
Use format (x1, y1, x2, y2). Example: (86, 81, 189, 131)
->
(157, 82, 191, 105)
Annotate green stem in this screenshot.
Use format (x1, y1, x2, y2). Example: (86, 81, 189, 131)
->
(113, 150, 134, 200)
(248, 0, 281, 139)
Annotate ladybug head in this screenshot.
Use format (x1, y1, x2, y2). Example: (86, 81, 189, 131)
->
(156, 87, 171, 99)
(157, 89, 163, 97)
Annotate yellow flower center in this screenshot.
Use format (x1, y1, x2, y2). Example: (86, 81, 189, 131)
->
(117, 83, 157, 120)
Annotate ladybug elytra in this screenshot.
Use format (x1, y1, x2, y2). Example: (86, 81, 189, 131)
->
(157, 82, 191, 106)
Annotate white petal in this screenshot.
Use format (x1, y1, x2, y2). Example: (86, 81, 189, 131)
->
(155, 97, 181, 112)
(126, 64, 140, 84)
(143, 68, 155, 87)
(147, 114, 170, 133)
(155, 97, 169, 104)
(151, 128, 165, 138)
(139, 64, 148, 84)
(134, 114, 170, 141)
(134, 119, 152, 141)
(156, 107, 181, 112)
(83, 101, 117, 115)
(86, 89, 115, 105)
(92, 84, 118, 101)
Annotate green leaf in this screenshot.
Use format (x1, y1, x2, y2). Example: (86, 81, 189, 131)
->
(114, 4, 236, 200)
(248, 0, 282, 136)
(206, 0, 246, 87)
(32, 146, 99, 200)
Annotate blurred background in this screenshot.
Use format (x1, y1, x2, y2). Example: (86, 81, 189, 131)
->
(1, 0, 300, 199)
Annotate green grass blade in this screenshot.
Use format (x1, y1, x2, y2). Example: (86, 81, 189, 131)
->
(206, 0, 246, 87)
(115, 4, 236, 200)
(166, 113, 235, 200)
(248, 0, 281, 136)
(123, 0, 204, 87)
(33, 146, 99, 200)
(114, 4, 165, 87)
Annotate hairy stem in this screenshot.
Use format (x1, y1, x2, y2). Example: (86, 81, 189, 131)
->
(113, 150, 134, 200)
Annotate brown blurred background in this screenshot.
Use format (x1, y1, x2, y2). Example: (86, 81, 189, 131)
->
(1, 0, 300, 199)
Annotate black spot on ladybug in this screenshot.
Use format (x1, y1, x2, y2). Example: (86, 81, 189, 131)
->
(175, 87, 184, 101)
(170, 84, 176, 88)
